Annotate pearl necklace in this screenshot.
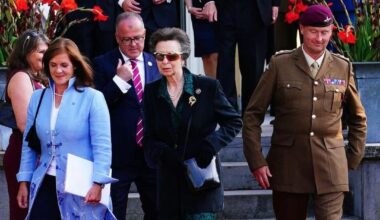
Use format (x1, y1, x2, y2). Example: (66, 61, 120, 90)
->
(167, 78, 184, 101)
(169, 87, 183, 101)
(54, 92, 64, 97)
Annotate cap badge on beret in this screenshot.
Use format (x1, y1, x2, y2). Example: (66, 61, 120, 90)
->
(324, 16, 332, 24)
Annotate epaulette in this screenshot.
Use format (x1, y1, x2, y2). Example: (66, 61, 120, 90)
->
(331, 52, 350, 63)
(274, 49, 296, 57)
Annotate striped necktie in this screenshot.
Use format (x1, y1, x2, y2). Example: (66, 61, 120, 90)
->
(130, 59, 144, 147)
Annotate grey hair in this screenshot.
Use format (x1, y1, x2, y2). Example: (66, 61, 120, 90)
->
(149, 27, 191, 60)
(115, 12, 145, 29)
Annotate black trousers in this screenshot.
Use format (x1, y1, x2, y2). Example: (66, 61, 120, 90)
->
(111, 167, 157, 220)
(216, 0, 268, 113)
(29, 175, 61, 220)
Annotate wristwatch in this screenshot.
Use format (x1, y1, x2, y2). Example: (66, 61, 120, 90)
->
(93, 182, 105, 189)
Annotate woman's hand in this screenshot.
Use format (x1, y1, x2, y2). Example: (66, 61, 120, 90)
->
(84, 184, 102, 204)
(17, 182, 29, 208)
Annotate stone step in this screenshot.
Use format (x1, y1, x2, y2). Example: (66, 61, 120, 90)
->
(126, 190, 361, 220)
(125, 190, 275, 220)
(219, 137, 271, 163)
(223, 190, 273, 219)
(221, 162, 260, 190)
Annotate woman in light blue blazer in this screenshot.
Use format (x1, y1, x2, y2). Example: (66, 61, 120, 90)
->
(16, 38, 116, 220)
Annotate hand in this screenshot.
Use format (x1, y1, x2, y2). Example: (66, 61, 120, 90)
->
(272, 6, 279, 24)
(84, 184, 102, 204)
(17, 182, 29, 209)
(152, 0, 166, 5)
(189, 7, 207, 20)
(116, 59, 133, 82)
(122, 0, 141, 13)
(195, 143, 215, 168)
(252, 166, 272, 189)
(202, 1, 217, 22)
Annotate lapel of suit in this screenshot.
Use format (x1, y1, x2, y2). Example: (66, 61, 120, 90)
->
(315, 50, 333, 80)
(143, 52, 156, 84)
(293, 47, 312, 78)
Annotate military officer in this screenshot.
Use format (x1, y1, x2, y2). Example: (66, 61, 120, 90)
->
(243, 5, 367, 219)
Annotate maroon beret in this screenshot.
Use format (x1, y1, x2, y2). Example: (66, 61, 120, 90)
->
(300, 5, 334, 27)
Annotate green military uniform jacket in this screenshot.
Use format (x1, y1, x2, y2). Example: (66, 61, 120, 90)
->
(243, 47, 367, 194)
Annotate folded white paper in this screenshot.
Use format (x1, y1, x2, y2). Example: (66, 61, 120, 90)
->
(64, 154, 113, 206)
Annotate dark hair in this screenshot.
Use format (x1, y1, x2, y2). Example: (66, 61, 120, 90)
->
(150, 27, 191, 59)
(7, 29, 50, 84)
(43, 38, 94, 90)
(115, 12, 144, 29)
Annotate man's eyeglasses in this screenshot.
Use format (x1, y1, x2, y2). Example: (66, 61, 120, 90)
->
(154, 52, 182, 61)
(119, 35, 145, 45)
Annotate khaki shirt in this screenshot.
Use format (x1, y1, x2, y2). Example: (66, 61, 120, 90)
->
(243, 47, 367, 194)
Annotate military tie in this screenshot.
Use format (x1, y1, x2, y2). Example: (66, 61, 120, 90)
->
(130, 59, 144, 147)
(310, 61, 319, 78)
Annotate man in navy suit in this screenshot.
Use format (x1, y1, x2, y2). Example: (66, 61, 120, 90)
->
(203, 0, 279, 113)
(119, 0, 179, 50)
(93, 12, 160, 220)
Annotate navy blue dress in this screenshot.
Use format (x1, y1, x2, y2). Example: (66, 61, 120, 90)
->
(191, 0, 219, 57)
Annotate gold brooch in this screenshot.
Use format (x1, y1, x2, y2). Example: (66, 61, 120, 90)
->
(189, 96, 197, 106)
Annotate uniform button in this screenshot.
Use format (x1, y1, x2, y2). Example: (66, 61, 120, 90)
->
(314, 81, 319, 86)
(310, 132, 315, 136)
(286, 84, 290, 88)
(313, 97, 318, 101)
(312, 114, 316, 119)
(335, 88, 339, 92)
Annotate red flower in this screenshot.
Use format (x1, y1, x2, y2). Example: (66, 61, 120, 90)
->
(42, 0, 54, 4)
(92, 6, 109, 21)
(61, 0, 78, 13)
(52, 1, 60, 11)
(337, 27, 356, 44)
(295, 2, 308, 13)
(15, 0, 28, 11)
(285, 11, 300, 24)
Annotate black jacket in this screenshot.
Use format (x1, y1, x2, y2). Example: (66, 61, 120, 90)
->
(143, 69, 242, 217)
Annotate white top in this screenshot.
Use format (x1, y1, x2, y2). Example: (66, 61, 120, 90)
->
(46, 96, 60, 176)
(113, 51, 145, 94)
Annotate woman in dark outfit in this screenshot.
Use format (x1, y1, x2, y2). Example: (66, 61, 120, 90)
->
(143, 27, 242, 220)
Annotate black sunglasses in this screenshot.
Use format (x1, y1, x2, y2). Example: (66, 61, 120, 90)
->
(153, 52, 182, 61)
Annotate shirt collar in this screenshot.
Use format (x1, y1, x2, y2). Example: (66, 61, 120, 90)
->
(119, 49, 144, 63)
(302, 44, 325, 68)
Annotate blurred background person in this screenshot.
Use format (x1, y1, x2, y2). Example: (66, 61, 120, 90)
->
(63, 0, 120, 60)
(3, 30, 49, 220)
(185, 0, 219, 78)
(16, 38, 116, 219)
(202, 0, 280, 113)
(144, 27, 242, 219)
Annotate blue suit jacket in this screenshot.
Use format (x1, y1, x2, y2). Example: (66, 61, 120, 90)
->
(93, 49, 161, 169)
(17, 79, 115, 219)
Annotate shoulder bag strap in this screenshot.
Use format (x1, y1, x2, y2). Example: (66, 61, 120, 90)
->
(33, 89, 46, 124)
(181, 114, 193, 161)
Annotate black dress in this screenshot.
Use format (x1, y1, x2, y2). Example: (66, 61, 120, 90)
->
(191, 0, 219, 57)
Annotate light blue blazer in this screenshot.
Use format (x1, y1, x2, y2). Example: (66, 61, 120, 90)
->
(17, 78, 116, 219)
